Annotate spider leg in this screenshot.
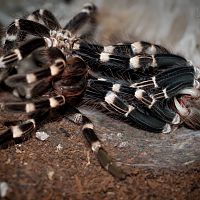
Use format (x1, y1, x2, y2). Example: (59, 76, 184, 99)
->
(6, 56, 86, 99)
(64, 3, 97, 37)
(128, 66, 196, 116)
(12, 79, 52, 99)
(26, 9, 61, 30)
(87, 78, 181, 125)
(5, 61, 64, 85)
(85, 80, 171, 133)
(5, 47, 66, 86)
(74, 41, 169, 59)
(0, 119, 36, 146)
(87, 65, 196, 104)
(0, 56, 87, 144)
(1, 95, 65, 114)
(130, 66, 198, 124)
(13, 48, 65, 98)
(3, 19, 50, 51)
(0, 37, 50, 69)
(131, 65, 195, 90)
(74, 44, 188, 74)
(104, 91, 171, 133)
(63, 104, 126, 179)
(109, 41, 170, 56)
(150, 100, 181, 124)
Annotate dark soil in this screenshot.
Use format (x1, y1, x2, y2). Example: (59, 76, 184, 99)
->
(0, 124, 200, 200)
(0, 92, 199, 199)
(0, 89, 199, 199)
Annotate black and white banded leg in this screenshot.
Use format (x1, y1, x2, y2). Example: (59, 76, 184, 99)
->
(131, 65, 197, 102)
(3, 18, 51, 52)
(26, 9, 61, 31)
(0, 119, 36, 147)
(5, 47, 66, 87)
(0, 37, 51, 69)
(85, 80, 171, 133)
(103, 41, 170, 56)
(64, 104, 126, 179)
(86, 78, 181, 126)
(64, 2, 97, 37)
(74, 43, 188, 75)
(3, 8, 61, 51)
(74, 41, 169, 59)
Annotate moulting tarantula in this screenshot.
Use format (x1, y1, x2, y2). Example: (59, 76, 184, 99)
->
(0, 3, 200, 179)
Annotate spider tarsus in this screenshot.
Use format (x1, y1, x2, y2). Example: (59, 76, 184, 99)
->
(97, 148, 126, 180)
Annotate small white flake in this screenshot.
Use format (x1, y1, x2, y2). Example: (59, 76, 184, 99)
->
(36, 131, 49, 141)
(0, 182, 9, 198)
(118, 142, 128, 148)
(56, 144, 63, 151)
(15, 148, 22, 154)
(47, 170, 54, 180)
(117, 132, 123, 138)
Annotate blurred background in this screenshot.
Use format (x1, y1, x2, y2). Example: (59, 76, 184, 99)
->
(0, 0, 200, 63)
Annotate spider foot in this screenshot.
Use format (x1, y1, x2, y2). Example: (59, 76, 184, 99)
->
(96, 147, 126, 180)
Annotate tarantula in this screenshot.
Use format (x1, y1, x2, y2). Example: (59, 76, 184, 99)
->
(0, 3, 200, 179)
